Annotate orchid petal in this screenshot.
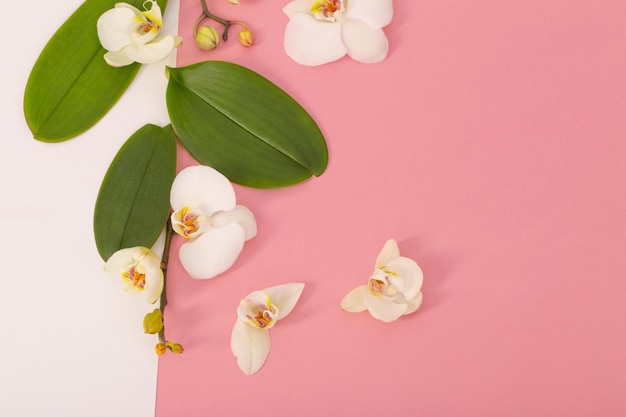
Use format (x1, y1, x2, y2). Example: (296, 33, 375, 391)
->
(96, 7, 137, 51)
(142, 1, 164, 27)
(104, 246, 140, 275)
(404, 292, 423, 315)
(170, 166, 236, 215)
(284, 13, 346, 66)
(375, 239, 400, 268)
(385, 257, 423, 300)
(340, 285, 368, 312)
(345, 0, 394, 29)
(211, 205, 257, 241)
(342, 19, 389, 64)
(103, 50, 136, 67)
(144, 268, 164, 304)
(133, 27, 160, 46)
(231, 318, 271, 375)
(125, 35, 181, 64)
(178, 223, 245, 279)
(364, 291, 407, 323)
(115, 2, 144, 16)
(283, 0, 313, 18)
(264, 283, 305, 320)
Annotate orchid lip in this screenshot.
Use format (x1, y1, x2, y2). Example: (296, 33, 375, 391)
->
(171, 206, 209, 239)
(311, 0, 345, 22)
(238, 292, 279, 329)
(123, 265, 147, 290)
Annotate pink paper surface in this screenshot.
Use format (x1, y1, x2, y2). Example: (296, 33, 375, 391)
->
(156, 1, 626, 415)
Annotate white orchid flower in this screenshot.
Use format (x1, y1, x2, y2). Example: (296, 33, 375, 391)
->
(231, 283, 305, 375)
(97, 0, 182, 67)
(283, 0, 393, 66)
(104, 246, 164, 304)
(170, 165, 257, 279)
(341, 239, 423, 322)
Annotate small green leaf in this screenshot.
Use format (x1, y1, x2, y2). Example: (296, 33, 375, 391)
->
(166, 61, 328, 188)
(94, 124, 176, 261)
(23, 0, 168, 142)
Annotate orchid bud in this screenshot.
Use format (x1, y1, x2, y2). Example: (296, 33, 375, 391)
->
(143, 308, 164, 334)
(155, 343, 167, 355)
(238, 29, 254, 47)
(195, 26, 220, 51)
(167, 342, 184, 354)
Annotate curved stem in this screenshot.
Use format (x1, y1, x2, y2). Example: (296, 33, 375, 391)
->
(196, 0, 248, 42)
(158, 217, 174, 344)
(232, 21, 250, 31)
(193, 14, 205, 38)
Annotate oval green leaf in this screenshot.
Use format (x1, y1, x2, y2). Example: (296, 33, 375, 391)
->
(94, 124, 176, 261)
(23, 0, 168, 142)
(166, 61, 328, 188)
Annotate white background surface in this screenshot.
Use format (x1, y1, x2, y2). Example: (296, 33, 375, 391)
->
(1, 1, 179, 415)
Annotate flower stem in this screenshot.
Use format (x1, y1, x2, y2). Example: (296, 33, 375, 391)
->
(158, 217, 174, 344)
(195, 0, 247, 42)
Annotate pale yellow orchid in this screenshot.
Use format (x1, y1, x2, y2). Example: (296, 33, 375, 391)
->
(104, 246, 164, 304)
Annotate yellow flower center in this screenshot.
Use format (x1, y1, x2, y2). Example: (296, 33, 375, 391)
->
(311, 0, 342, 19)
(138, 21, 158, 34)
(172, 206, 201, 238)
(252, 310, 275, 328)
(368, 268, 399, 297)
(122, 266, 146, 290)
(239, 294, 278, 329)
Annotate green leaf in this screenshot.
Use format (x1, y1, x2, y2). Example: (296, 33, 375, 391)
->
(23, 0, 168, 142)
(94, 124, 176, 261)
(166, 61, 328, 189)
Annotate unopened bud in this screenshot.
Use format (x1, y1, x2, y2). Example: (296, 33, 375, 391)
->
(143, 309, 164, 334)
(155, 343, 167, 355)
(195, 26, 220, 51)
(238, 29, 254, 47)
(167, 342, 184, 354)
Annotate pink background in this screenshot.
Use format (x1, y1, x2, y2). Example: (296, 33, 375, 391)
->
(156, 1, 626, 416)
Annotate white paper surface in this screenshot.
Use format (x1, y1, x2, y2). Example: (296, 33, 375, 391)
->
(0, 1, 179, 416)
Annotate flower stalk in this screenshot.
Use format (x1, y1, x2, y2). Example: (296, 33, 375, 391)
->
(155, 217, 184, 354)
